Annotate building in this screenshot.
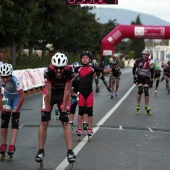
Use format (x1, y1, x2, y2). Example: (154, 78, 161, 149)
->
(152, 40, 170, 64)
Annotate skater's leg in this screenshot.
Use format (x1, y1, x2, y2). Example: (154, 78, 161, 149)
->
(62, 123, 73, 150)
(38, 124, 48, 149)
(143, 86, 149, 106)
(137, 86, 143, 104)
(1, 128, 8, 144)
(1, 111, 11, 144)
(10, 112, 20, 146)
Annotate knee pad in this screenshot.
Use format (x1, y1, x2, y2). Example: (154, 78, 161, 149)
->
(144, 87, 149, 96)
(86, 107, 93, 116)
(78, 106, 86, 116)
(138, 86, 143, 95)
(1, 112, 11, 128)
(11, 112, 20, 129)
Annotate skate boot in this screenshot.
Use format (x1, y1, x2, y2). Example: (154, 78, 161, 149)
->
(67, 151, 76, 169)
(35, 150, 45, 170)
(87, 128, 93, 142)
(0, 144, 7, 161)
(7, 145, 15, 161)
(145, 106, 152, 116)
(83, 122, 88, 135)
(69, 122, 74, 130)
(154, 90, 157, 96)
(96, 88, 100, 94)
(107, 87, 112, 92)
(110, 93, 114, 99)
(76, 129, 82, 142)
(135, 104, 140, 115)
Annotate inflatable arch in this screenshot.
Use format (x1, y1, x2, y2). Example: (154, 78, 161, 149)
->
(101, 25, 170, 59)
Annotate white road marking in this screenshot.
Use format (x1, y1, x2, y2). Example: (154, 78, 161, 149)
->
(19, 124, 24, 129)
(119, 125, 123, 130)
(55, 84, 136, 170)
(148, 127, 153, 132)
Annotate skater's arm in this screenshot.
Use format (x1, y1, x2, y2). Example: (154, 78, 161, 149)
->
(0, 88, 4, 112)
(15, 89, 25, 112)
(44, 82, 51, 111)
(62, 82, 72, 112)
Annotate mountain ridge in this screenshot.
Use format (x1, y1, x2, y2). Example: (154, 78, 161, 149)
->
(91, 8, 170, 26)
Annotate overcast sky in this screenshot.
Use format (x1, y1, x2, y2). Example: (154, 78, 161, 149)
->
(82, 0, 170, 23)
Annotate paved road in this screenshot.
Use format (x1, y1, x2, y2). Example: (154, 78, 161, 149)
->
(0, 67, 170, 170)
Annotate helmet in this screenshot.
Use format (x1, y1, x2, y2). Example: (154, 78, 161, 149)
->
(0, 63, 13, 76)
(142, 49, 150, 55)
(113, 54, 118, 58)
(80, 51, 92, 59)
(51, 52, 68, 67)
(154, 65, 160, 70)
(110, 60, 117, 65)
(92, 59, 98, 66)
(72, 62, 80, 68)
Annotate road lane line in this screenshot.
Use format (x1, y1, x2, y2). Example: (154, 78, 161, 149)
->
(55, 84, 136, 170)
(148, 127, 153, 132)
(19, 124, 25, 129)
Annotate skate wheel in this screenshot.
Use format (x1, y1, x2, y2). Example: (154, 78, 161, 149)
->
(88, 136, 91, 142)
(38, 162, 43, 170)
(77, 136, 81, 142)
(69, 163, 73, 170)
(7, 155, 13, 161)
(0, 153, 6, 161)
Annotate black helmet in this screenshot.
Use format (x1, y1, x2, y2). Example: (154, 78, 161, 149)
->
(80, 51, 92, 59)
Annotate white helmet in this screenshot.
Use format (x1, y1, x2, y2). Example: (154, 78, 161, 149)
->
(142, 49, 150, 55)
(113, 54, 118, 58)
(51, 52, 68, 67)
(72, 62, 80, 68)
(0, 63, 13, 76)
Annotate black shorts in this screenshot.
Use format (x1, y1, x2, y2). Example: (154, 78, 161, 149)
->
(137, 74, 150, 85)
(50, 90, 64, 108)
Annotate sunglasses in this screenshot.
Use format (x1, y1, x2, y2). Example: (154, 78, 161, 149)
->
(54, 66, 65, 70)
(1, 75, 10, 79)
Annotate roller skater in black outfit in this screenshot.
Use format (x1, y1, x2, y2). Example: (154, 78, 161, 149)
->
(132, 49, 154, 115)
(35, 53, 76, 169)
(161, 61, 170, 94)
(75, 51, 111, 142)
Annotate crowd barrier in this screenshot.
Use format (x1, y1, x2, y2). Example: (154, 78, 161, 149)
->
(12, 67, 46, 96)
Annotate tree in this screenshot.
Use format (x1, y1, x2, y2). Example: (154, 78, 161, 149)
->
(129, 15, 145, 59)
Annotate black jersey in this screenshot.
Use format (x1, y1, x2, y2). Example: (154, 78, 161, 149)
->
(44, 65, 73, 91)
(72, 77, 80, 94)
(74, 65, 103, 93)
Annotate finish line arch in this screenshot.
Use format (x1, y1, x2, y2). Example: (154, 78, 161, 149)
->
(101, 25, 170, 59)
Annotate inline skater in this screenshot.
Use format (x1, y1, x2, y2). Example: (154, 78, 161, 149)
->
(69, 62, 88, 131)
(132, 49, 154, 115)
(35, 52, 76, 168)
(0, 63, 25, 160)
(161, 61, 170, 93)
(154, 64, 161, 95)
(92, 57, 111, 93)
(109, 60, 122, 99)
(74, 51, 111, 141)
